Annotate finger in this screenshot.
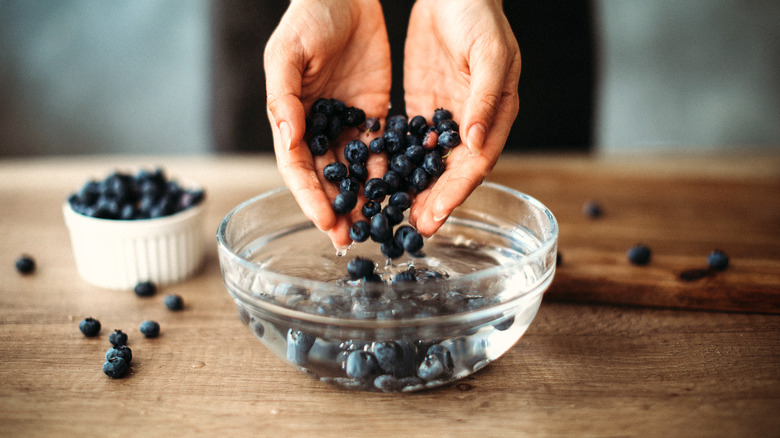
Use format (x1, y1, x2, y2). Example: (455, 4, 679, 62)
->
(264, 33, 306, 151)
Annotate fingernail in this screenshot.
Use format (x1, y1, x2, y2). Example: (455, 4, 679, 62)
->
(432, 199, 448, 222)
(467, 123, 486, 154)
(279, 121, 292, 151)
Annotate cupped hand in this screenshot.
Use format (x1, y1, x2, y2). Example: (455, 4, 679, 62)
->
(264, 0, 391, 250)
(403, 0, 521, 236)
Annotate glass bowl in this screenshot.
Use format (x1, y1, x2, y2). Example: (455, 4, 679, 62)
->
(217, 182, 557, 392)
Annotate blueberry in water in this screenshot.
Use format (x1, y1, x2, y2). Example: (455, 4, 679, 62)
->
(344, 139, 369, 164)
(374, 341, 403, 376)
(417, 354, 446, 381)
(339, 177, 360, 194)
(364, 178, 388, 202)
(627, 244, 651, 266)
(139, 320, 160, 338)
(432, 108, 452, 125)
(383, 129, 405, 155)
(370, 213, 392, 243)
(390, 154, 413, 178)
(422, 151, 445, 177)
(348, 162, 368, 183)
(426, 344, 454, 372)
(103, 357, 129, 379)
(250, 319, 265, 339)
(105, 345, 132, 364)
(707, 249, 729, 271)
(15, 255, 35, 274)
(408, 167, 430, 193)
(349, 220, 371, 243)
(134, 281, 156, 297)
(286, 329, 316, 365)
(408, 115, 428, 135)
(436, 118, 459, 134)
(405, 144, 426, 166)
(493, 315, 515, 331)
(368, 137, 385, 154)
(345, 350, 379, 380)
(382, 205, 404, 226)
(392, 268, 417, 284)
(381, 239, 404, 259)
(386, 114, 408, 132)
(341, 106, 366, 127)
(438, 130, 461, 148)
(109, 329, 128, 346)
(305, 112, 328, 135)
(389, 192, 412, 211)
(332, 191, 357, 215)
(164, 294, 184, 311)
(347, 257, 375, 279)
(307, 134, 330, 156)
(79, 317, 101, 337)
(362, 200, 382, 219)
(323, 162, 348, 183)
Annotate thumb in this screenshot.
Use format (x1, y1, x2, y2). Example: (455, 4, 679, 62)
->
(264, 39, 306, 151)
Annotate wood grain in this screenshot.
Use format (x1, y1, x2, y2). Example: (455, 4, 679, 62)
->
(0, 153, 778, 437)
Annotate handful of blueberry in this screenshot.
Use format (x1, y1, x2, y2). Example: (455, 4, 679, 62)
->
(68, 168, 205, 220)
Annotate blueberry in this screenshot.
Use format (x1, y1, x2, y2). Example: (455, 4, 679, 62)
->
(437, 130, 461, 148)
(329, 98, 347, 116)
(344, 139, 369, 164)
(312, 98, 334, 116)
(436, 119, 459, 134)
(389, 192, 412, 211)
(345, 350, 379, 380)
(134, 281, 156, 297)
(408, 115, 428, 135)
(79, 317, 101, 337)
(370, 213, 392, 243)
(373, 341, 404, 376)
(103, 357, 129, 379)
(417, 354, 446, 381)
(382, 170, 403, 194)
(347, 257, 375, 279)
(364, 178, 388, 202)
(405, 144, 426, 166)
(380, 239, 404, 259)
(392, 267, 417, 283)
(493, 315, 515, 331)
(707, 249, 729, 271)
(427, 344, 454, 371)
(408, 167, 430, 193)
(339, 177, 361, 194)
(382, 205, 404, 226)
(323, 162, 348, 183)
(349, 220, 371, 243)
(432, 108, 452, 125)
(400, 228, 424, 254)
(326, 115, 343, 140)
(15, 255, 35, 274)
(361, 200, 382, 219)
(108, 329, 128, 346)
(332, 191, 357, 215)
(105, 345, 132, 364)
(406, 133, 423, 147)
(341, 106, 366, 127)
(164, 294, 184, 311)
(139, 320, 160, 338)
(368, 137, 385, 154)
(422, 130, 439, 149)
(307, 134, 330, 156)
(390, 154, 413, 178)
(386, 114, 408, 132)
(305, 112, 328, 135)
(582, 200, 603, 218)
(382, 129, 405, 155)
(422, 151, 445, 177)
(363, 117, 381, 133)
(627, 244, 651, 266)
(348, 163, 368, 183)
(286, 329, 316, 365)
(251, 319, 265, 339)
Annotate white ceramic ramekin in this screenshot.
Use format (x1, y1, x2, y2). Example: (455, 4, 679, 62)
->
(63, 201, 205, 290)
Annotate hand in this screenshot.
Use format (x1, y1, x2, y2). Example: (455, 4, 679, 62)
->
(403, 0, 521, 236)
(264, 0, 391, 250)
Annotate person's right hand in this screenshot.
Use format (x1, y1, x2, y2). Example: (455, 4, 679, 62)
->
(264, 0, 392, 250)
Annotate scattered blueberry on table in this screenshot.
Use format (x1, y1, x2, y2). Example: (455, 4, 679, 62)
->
(139, 320, 160, 338)
(134, 281, 157, 297)
(79, 317, 101, 337)
(707, 249, 729, 271)
(627, 244, 652, 266)
(105, 345, 132, 364)
(15, 255, 36, 275)
(109, 329, 128, 346)
(164, 294, 184, 311)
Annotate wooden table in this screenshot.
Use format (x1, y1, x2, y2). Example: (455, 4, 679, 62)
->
(1, 152, 778, 437)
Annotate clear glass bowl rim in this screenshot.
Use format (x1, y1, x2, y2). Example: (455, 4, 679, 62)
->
(216, 181, 558, 330)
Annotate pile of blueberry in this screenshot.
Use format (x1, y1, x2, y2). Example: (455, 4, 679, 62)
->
(305, 97, 461, 264)
(67, 168, 205, 220)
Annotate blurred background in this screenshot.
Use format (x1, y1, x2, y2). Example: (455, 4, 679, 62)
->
(1, 0, 778, 157)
